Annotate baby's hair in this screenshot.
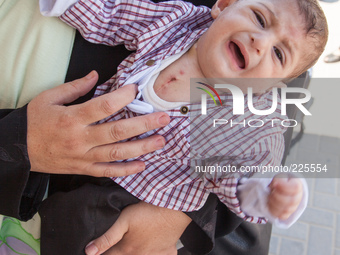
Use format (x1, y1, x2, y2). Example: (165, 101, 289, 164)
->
(289, 0, 328, 79)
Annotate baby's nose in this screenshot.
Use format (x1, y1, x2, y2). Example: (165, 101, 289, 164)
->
(251, 33, 272, 55)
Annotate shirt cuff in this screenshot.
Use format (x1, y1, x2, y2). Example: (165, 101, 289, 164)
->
(237, 172, 308, 229)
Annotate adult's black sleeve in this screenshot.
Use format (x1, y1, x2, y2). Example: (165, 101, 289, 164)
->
(180, 194, 271, 255)
(0, 106, 49, 221)
(179, 193, 244, 255)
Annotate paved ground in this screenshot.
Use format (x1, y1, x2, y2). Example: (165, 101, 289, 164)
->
(269, 1, 340, 254)
(269, 134, 340, 255)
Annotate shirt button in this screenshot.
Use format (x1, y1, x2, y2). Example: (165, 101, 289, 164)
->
(146, 60, 156, 66)
(180, 106, 189, 114)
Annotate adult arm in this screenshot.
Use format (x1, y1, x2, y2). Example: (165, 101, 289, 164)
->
(86, 202, 192, 255)
(81, 192, 244, 255)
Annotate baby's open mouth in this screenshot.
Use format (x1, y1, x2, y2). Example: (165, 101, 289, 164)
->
(229, 41, 245, 69)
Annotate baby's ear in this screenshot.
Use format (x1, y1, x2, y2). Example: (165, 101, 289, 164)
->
(211, 0, 236, 19)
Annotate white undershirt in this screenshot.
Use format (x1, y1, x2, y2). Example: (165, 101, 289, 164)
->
(141, 54, 189, 112)
(123, 46, 191, 114)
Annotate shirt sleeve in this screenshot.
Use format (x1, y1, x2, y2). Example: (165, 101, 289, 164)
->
(237, 172, 308, 229)
(0, 106, 49, 221)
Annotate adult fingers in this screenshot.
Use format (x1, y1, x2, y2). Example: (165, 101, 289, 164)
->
(87, 161, 146, 178)
(43, 71, 99, 105)
(85, 219, 129, 255)
(75, 84, 138, 125)
(86, 112, 170, 146)
(86, 135, 165, 164)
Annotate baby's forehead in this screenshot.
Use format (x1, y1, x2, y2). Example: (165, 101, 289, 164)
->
(239, 0, 304, 27)
(285, 36, 315, 78)
(245, 0, 301, 17)
(260, 1, 307, 49)
(245, 0, 298, 8)
(261, 0, 312, 74)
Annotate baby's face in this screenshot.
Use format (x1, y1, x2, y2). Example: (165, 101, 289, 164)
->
(196, 0, 310, 93)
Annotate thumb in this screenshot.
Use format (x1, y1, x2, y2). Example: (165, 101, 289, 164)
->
(85, 219, 128, 255)
(49, 71, 99, 105)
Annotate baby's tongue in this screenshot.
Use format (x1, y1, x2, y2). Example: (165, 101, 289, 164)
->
(230, 42, 245, 69)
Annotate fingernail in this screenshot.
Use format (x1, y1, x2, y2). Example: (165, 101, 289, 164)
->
(156, 137, 166, 149)
(85, 242, 98, 255)
(85, 71, 95, 80)
(158, 114, 170, 126)
(125, 84, 138, 94)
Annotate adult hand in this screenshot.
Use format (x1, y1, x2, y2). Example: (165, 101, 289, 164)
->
(27, 71, 170, 177)
(85, 202, 192, 255)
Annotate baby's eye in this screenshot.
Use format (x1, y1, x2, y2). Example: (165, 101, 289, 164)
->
(274, 47, 283, 64)
(254, 11, 265, 28)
